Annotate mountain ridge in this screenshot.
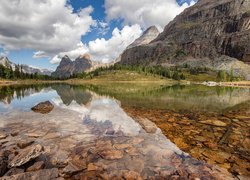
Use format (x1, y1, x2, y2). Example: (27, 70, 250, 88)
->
(0, 56, 53, 76)
(119, 0, 250, 80)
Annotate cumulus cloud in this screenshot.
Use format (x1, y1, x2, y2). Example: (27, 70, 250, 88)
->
(51, 42, 89, 64)
(0, 0, 96, 57)
(88, 24, 142, 63)
(51, 24, 142, 64)
(104, 0, 196, 30)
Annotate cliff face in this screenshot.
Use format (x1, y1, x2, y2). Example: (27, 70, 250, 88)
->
(120, 0, 250, 79)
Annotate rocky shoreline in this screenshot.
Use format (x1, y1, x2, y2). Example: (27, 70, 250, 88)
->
(123, 101, 250, 179)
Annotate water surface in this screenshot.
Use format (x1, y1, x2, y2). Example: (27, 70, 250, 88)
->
(0, 83, 249, 178)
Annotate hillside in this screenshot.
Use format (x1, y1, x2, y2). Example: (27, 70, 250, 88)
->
(119, 0, 250, 80)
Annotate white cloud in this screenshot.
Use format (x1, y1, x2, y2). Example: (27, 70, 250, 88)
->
(51, 42, 89, 64)
(97, 21, 110, 35)
(104, 0, 195, 30)
(89, 24, 142, 63)
(0, 0, 95, 57)
(51, 24, 143, 64)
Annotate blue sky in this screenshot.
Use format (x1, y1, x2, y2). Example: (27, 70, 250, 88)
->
(0, 0, 196, 70)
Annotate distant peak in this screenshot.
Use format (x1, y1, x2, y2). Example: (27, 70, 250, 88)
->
(126, 25, 160, 49)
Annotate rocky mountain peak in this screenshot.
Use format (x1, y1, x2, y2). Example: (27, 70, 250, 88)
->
(120, 0, 250, 79)
(52, 55, 93, 78)
(127, 25, 160, 49)
(0, 56, 12, 67)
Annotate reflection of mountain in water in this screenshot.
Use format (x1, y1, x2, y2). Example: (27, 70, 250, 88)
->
(0, 84, 249, 113)
(51, 84, 93, 105)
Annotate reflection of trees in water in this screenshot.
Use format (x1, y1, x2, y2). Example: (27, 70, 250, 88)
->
(0, 84, 49, 104)
(89, 84, 249, 112)
(51, 84, 93, 105)
(0, 83, 94, 106)
(1, 83, 249, 112)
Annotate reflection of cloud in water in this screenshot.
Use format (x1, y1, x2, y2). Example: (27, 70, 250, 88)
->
(88, 99, 141, 136)
(52, 96, 141, 136)
(52, 97, 89, 116)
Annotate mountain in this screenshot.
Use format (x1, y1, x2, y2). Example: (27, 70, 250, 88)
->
(119, 0, 250, 80)
(127, 26, 160, 49)
(52, 54, 104, 78)
(0, 56, 15, 69)
(0, 56, 52, 76)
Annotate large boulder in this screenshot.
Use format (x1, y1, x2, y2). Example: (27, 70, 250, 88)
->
(31, 101, 54, 114)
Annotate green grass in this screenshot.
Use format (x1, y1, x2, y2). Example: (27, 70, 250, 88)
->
(183, 71, 217, 82)
(70, 70, 175, 84)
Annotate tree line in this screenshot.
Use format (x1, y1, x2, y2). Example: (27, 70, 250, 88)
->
(71, 64, 187, 80)
(0, 64, 55, 80)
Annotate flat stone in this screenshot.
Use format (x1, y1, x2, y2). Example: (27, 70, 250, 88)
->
(87, 163, 98, 171)
(26, 161, 45, 172)
(99, 149, 123, 160)
(113, 144, 131, 150)
(8, 144, 44, 168)
(137, 118, 158, 133)
(31, 101, 54, 114)
(0, 132, 7, 140)
(25, 132, 45, 138)
(131, 137, 144, 145)
(17, 139, 35, 149)
(122, 171, 142, 180)
(2, 168, 59, 180)
(4, 168, 24, 176)
(63, 162, 86, 177)
(200, 120, 227, 127)
(50, 150, 69, 168)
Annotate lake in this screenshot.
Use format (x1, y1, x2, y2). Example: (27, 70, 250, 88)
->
(0, 83, 249, 179)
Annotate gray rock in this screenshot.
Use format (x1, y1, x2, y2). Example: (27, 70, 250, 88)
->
(119, 0, 250, 79)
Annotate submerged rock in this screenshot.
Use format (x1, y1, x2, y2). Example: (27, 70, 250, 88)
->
(17, 139, 35, 149)
(26, 161, 45, 172)
(0, 151, 9, 176)
(2, 168, 59, 180)
(4, 168, 24, 176)
(99, 149, 123, 160)
(31, 101, 54, 114)
(0, 132, 7, 140)
(200, 119, 227, 127)
(8, 144, 44, 168)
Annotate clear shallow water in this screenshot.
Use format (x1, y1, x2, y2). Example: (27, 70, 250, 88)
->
(0, 83, 248, 178)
